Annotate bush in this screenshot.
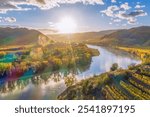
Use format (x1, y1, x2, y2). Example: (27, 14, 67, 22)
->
(110, 63, 119, 71)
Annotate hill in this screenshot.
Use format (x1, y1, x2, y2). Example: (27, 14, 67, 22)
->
(0, 27, 50, 46)
(48, 30, 116, 43)
(1, 26, 150, 47)
(99, 26, 150, 47)
(58, 63, 150, 100)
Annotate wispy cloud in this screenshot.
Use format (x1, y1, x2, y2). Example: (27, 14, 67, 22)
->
(101, 5, 119, 17)
(135, 5, 145, 9)
(0, 17, 16, 23)
(0, 0, 104, 13)
(0, 0, 32, 13)
(120, 2, 131, 10)
(113, 19, 121, 22)
(111, 0, 117, 3)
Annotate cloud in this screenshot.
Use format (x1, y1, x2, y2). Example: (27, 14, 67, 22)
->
(135, 4, 145, 9)
(116, 10, 147, 24)
(0, 17, 16, 23)
(111, 0, 116, 3)
(113, 19, 121, 22)
(0, 0, 32, 13)
(101, 5, 119, 17)
(101, 2, 147, 24)
(0, 0, 104, 13)
(109, 22, 112, 25)
(124, 10, 147, 17)
(5, 17, 16, 23)
(120, 2, 131, 10)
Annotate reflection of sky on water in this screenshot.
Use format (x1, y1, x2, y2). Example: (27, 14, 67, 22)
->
(0, 80, 66, 100)
(0, 45, 141, 99)
(77, 45, 141, 79)
(21, 80, 66, 100)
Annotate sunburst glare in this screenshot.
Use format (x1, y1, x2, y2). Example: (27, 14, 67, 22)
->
(56, 16, 77, 34)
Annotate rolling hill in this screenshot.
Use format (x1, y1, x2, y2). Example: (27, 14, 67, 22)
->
(1, 26, 150, 47)
(99, 26, 150, 47)
(0, 27, 50, 46)
(48, 30, 116, 43)
(48, 26, 150, 47)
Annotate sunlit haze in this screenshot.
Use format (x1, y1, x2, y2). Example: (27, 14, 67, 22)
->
(56, 17, 77, 34)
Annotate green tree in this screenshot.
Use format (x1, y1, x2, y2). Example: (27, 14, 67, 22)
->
(110, 63, 118, 71)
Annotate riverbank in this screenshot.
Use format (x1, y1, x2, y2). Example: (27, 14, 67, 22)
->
(0, 43, 100, 99)
(117, 47, 150, 63)
(58, 47, 150, 100)
(0, 44, 148, 100)
(58, 63, 150, 100)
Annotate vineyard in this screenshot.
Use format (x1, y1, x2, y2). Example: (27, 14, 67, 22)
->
(58, 63, 150, 100)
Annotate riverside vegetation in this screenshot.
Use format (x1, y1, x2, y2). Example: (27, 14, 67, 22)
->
(0, 42, 99, 94)
(58, 47, 150, 100)
(0, 26, 150, 100)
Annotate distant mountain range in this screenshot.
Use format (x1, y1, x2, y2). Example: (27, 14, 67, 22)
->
(48, 26, 150, 47)
(0, 27, 50, 46)
(0, 26, 150, 47)
(38, 29, 58, 35)
(48, 30, 116, 43)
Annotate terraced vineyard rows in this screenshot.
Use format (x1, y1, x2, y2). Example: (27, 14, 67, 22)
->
(102, 85, 128, 100)
(120, 81, 150, 100)
(101, 69, 150, 100)
(128, 78, 150, 95)
(101, 65, 150, 100)
(59, 63, 150, 100)
(131, 73, 150, 85)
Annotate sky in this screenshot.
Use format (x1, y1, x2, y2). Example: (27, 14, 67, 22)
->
(0, 0, 150, 33)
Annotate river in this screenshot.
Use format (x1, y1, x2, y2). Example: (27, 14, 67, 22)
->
(0, 45, 141, 100)
(77, 45, 141, 78)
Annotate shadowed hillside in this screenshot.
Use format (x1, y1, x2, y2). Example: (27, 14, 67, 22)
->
(0, 27, 51, 46)
(48, 26, 150, 47)
(99, 26, 150, 47)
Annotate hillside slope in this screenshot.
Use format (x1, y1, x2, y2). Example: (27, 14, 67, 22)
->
(99, 26, 150, 47)
(48, 30, 116, 43)
(0, 27, 50, 46)
(58, 63, 150, 100)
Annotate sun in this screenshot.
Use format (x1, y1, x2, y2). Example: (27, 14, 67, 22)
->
(56, 17, 77, 34)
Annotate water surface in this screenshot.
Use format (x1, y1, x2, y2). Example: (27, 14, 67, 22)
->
(77, 45, 141, 78)
(0, 45, 141, 100)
